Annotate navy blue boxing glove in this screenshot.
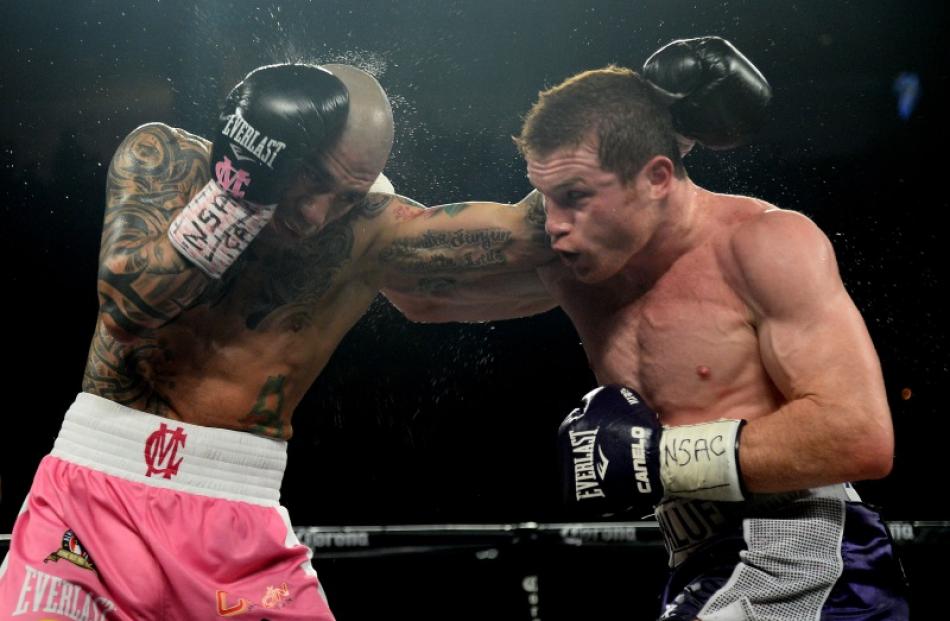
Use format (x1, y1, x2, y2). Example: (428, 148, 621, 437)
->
(559, 386, 747, 518)
(642, 36, 772, 154)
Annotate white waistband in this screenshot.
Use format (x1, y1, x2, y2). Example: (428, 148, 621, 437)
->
(51, 393, 288, 506)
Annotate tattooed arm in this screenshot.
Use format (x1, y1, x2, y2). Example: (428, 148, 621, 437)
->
(96, 123, 225, 339)
(363, 191, 558, 322)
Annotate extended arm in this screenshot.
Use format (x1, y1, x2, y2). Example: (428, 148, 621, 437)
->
(365, 191, 558, 322)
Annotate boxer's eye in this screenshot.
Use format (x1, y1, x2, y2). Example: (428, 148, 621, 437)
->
(563, 190, 590, 206)
(298, 166, 334, 195)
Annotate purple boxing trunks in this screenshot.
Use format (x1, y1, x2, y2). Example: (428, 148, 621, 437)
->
(655, 486, 909, 620)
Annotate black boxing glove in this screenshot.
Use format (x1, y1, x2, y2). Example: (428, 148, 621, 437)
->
(642, 36, 772, 152)
(168, 64, 349, 278)
(559, 385, 746, 518)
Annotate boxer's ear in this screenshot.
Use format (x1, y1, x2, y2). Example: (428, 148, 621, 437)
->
(643, 155, 675, 199)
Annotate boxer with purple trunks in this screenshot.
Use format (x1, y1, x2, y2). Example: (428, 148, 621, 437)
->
(542, 39, 911, 617)
(0, 61, 554, 619)
(380, 37, 910, 619)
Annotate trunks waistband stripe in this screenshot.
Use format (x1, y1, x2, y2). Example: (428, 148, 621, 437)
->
(50, 392, 288, 505)
(655, 484, 861, 567)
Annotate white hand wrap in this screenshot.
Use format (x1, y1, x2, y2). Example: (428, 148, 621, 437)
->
(369, 172, 394, 194)
(659, 419, 745, 501)
(167, 180, 276, 279)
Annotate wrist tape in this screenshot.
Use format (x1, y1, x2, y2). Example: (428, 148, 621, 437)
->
(660, 419, 746, 502)
(168, 180, 276, 279)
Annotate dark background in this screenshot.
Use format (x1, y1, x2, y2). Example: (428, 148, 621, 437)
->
(1, 0, 947, 538)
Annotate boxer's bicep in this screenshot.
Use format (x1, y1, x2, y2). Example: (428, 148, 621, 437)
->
(755, 279, 893, 480)
(739, 214, 880, 406)
(757, 283, 878, 417)
(734, 211, 893, 480)
(97, 123, 216, 335)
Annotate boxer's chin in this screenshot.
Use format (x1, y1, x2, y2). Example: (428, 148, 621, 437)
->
(567, 254, 614, 284)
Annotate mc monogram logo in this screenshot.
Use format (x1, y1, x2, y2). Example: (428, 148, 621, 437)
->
(144, 423, 187, 479)
(215, 155, 252, 199)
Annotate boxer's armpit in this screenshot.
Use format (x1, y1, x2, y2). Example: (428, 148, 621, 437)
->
(98, 124, 222, 334)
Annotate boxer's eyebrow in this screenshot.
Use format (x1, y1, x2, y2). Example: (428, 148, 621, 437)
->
(551, 177, 587, 191)
(531, 176, 587, 194)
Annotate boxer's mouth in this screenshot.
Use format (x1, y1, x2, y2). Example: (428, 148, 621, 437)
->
(557, 250, 580, 264)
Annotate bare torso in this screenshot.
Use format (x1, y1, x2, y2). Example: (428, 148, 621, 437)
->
(83, 125, 390, 439)
(539, 191, 784, 426)
(84, 220, 384, 439)
(83, 123, 550, 440)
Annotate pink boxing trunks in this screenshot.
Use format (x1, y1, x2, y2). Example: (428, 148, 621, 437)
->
(0, 392, 334, 620)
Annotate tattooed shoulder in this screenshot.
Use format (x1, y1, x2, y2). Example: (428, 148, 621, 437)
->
(355, 193, 430, 223)
(356, 193, 396, 219)
(108, 123, 209, 204)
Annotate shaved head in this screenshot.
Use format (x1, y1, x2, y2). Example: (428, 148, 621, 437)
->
(322, 64, 394, 173)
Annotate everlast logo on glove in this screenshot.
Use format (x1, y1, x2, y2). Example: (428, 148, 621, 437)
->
(570, 429, 606, 500)
(559, 386, 668, 516)
(220, 111, 287, 169)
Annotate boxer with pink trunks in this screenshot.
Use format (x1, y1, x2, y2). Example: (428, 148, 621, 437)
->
(0, 60, 554, 619)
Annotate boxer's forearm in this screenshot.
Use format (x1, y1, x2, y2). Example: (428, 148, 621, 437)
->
(371, 191, 555, 320)
(97, 234, 225, 336)
(381, 199, 549, 271)
(383, 267, 556, 323)
(737, 396, 894, 493)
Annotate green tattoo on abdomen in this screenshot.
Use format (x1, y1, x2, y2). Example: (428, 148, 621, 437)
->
(243, 375, 287, 437)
